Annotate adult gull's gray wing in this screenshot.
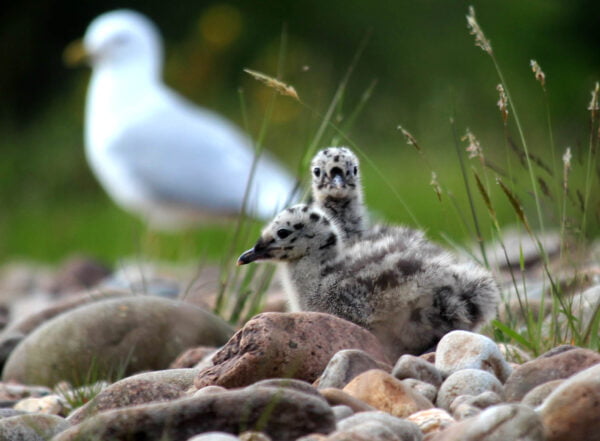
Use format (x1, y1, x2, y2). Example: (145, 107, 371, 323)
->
(107, 95, 297, 219)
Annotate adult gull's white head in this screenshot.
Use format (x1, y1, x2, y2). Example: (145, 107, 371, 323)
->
(83, 10, 163, 75)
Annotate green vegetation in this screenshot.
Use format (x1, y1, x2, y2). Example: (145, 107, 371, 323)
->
(0, 2, 598, 355)
(214, 6, 600, 353)
(2, 1, 599, 263)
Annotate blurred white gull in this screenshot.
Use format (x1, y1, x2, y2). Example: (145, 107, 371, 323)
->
(70, 9, 297, 229)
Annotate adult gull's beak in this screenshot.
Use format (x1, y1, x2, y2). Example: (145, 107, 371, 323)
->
(63, 39, 89, 67)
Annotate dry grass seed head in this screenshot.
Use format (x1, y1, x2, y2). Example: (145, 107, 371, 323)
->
(430, 171, 442, 202)
(397, 125, 421, 152)
(530, 60, 546, 89)
(496, 84, 509, 123)
(466, 6, 492, 55)
(463, 129, 485, 164)
(244, 68, 301, 102)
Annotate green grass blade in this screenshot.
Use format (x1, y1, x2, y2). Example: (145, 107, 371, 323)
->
(451, 119, 489, 267)
(492, 319, 535, 352)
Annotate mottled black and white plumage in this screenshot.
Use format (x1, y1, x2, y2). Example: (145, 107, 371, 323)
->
(311, 146, 444, 257)
(238, 204, 500, 360)
(310, 147, 367, 241)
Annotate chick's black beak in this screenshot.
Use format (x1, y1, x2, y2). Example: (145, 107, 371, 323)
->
(237, 238, 269, 265)
(329, 167, 345, 188)
(237, 248, 258, 265)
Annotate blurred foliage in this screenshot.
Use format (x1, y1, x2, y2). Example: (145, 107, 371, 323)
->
(0, 0, 599, 263)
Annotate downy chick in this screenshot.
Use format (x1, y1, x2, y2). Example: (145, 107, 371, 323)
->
(311, 146, 443, 255)
(310, 147, 368, 241)
(238, 204, 500, 360)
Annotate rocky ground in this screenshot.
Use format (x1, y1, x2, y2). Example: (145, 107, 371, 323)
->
(0, 232, 598, 441)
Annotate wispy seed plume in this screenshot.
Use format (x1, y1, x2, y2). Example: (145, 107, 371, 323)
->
(244, 69, 301, 102)
(530, 60, 546, 89)
(463, 129, 485, 164)
(397, 125, 422, 152)
(430, 171, 442, 202)
(496, 84, 509, 124)
(466, 6, 492, 55)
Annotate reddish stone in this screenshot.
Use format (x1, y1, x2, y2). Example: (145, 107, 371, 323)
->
(504, 347, 600, 402)
(170, 346, 217, 369)
(343, 369, 433, 418)
(194, 312, 389, 389)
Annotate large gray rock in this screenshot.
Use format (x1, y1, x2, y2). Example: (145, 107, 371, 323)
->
(0, 414, 69, 440)
(0, 289, 131, 368)
(53, 387, 335, 441)
(3, 297, 234, 387)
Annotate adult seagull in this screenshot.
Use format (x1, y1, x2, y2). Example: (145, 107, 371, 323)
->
(66, 9, 297, 229)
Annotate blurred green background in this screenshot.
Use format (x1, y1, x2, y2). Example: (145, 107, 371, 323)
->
(1, 0, 599, 263)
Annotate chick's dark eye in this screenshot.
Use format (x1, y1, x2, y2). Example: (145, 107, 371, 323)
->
(313, 167, 321, 178)
(353, 166, 358, 175)
(277, 229, 292, 239)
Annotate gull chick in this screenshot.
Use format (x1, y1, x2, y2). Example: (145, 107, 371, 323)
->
(310, 147, 367, 240)
(238, 204, 500, 360)
(311, 147, 443, 256)
(69, 9, 296, 229)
